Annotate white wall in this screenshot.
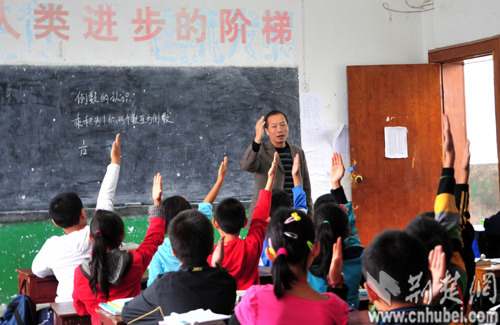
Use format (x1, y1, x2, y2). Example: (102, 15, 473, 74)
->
(428, 0, 500, 50)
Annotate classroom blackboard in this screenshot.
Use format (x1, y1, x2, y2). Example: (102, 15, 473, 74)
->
(0, 66, 300, 219)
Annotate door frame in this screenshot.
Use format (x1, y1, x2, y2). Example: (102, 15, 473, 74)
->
(429, 36, 500, 185)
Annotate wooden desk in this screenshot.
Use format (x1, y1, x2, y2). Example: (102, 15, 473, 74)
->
(50, 302, 91, 325)
(347, 311, 372, 324)
(16, 268, 57, 311)
(97, 309, 126, 325)
(474, 264, 500, 290)
(16, 267, 148, 305)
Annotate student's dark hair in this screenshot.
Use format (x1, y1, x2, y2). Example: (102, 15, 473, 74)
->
(89, 210, 125, 299)
(264, 110, 288, 129)
(405, 213, 453, 265)
(214, 197, 246, 235)
(169, 209, 213, 265)
(162, 195, 192, 232)
(271, 189, 292, 219)
(310, 203, 349, 279)
(267, 208, 315, 299)
(362, 230, 429, 303)
(49, 192, 84, 228)
(313, 193, 335, 212)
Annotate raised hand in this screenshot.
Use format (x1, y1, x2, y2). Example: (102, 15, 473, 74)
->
(443, 115, 455, 168)
(254, 116, 265, 144)
(328, 236, 344, 288)
(330, 152, 345, 190)
(110, 134, 121, 165)
(265, 152, 279, 191)
(218, 156, 228, 182)
(152, 173, 162, 205)
(424, 245, 446, 305)
(211, 236, 225, 268)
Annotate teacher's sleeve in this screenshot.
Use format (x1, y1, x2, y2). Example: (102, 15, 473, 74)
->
(240, 143, 261, 173)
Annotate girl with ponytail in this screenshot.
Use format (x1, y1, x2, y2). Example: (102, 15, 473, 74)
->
(308, 152, 364, 310)
(73, 174, 166, 324)
(233, 208, 348, 325)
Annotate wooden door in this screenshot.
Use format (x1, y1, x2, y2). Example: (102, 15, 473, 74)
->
(347, 64, 443, 246)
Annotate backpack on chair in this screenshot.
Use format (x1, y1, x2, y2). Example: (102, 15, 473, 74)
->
(0, 280, 36, 325)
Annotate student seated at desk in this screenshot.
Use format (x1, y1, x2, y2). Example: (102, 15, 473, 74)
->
(147, 157, 228, 286)
(121, 209, 236, 324)
(73, 174, 165, 324)
(32, 134, 121, 303)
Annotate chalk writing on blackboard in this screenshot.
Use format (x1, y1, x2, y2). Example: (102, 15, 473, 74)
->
(71, 112, 173, 129)
(79, 140, 88, 156)
(74, 91, 134, 105)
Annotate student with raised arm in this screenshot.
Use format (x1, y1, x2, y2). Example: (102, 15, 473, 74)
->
(32, 134, 121, 303)
(209, 153, 277, 290)
(405, 115, 468, 308)
(147, 157, 228, 285)
(260, 153, 307, 267)
(454, 140, 475, 296)
(73, 173, 166, 324)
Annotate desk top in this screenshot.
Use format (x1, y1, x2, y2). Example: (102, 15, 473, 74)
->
(97, 308, 126, 325)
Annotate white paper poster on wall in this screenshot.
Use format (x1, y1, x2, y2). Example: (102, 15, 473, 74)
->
(384, 127, 408, 158)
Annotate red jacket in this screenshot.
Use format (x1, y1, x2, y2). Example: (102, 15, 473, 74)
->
(208, 190, 271, 290)
(73, 215, 165, 324)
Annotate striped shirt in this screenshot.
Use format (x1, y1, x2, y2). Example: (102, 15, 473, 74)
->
(275, 145, 293, 195)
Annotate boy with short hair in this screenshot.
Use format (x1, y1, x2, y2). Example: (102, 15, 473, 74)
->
(31, 134, 121, 302)
(362, 230, 433, 320)
(208, 152, 278, 290)
(121, 209, 236, 324)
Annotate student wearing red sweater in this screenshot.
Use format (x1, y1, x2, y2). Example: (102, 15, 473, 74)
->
(73, 174, 165, 324)
(208, 152, 278, 290)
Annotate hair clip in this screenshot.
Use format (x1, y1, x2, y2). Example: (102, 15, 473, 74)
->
(268, 238, 276, 255)
(323, 220, 330, 224)
(276, 247, 288, 257)
(307, 241, 314, 251)
(284, 212, 301, 224)
(95, 230, 101, 234)
(284, 231, 298, 239)
(339, 204, 348, 213)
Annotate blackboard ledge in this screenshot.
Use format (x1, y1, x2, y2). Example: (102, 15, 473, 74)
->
(0, 201, 251, 224)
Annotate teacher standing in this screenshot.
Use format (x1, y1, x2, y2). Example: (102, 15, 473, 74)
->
(240, 110, 312, 217)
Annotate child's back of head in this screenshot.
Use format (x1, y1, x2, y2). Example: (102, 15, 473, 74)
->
(406, 214, 453, 265)
(313, 193, 335, 212)
(362, 230, 428, 307)
(311, 202, 350, 279)
(169, 209, 214, 265)
(214, 197, 246, 235)
(162, 195, 192, 232)
(87, 210, 125, 299)
(267, 208, 314, 299)
(49, 192, 84, 228)
(270, 189, 292, 219)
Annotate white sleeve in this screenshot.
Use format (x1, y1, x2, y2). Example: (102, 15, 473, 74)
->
(32, 239, 55, 278)
(96, 163, 120, 211)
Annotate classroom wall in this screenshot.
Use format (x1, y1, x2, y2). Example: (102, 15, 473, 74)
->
(2, 0, 500, 305)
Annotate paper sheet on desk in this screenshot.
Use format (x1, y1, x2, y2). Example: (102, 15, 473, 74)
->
(160, 309, 230, 325)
